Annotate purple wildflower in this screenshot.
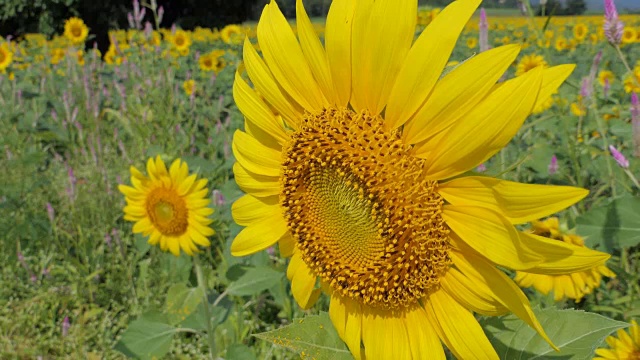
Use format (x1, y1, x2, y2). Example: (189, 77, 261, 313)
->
(604, 0, 624, 45)
(609, 145, 629, 168)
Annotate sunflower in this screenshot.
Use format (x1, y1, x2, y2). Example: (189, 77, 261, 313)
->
(623, 67, 640, 93)
(598, 70, 615, 86)
(220, 24, 244, 44)
(622, 27, 637, 45)
(594, 320, 640, 360)
(514, 218, 615, 302)
(230, 0, 609, 358)
(466, 37, 477, 49)
(555, 37, 567, 51)
(0, 44, 13, 72)
(516, 54, 548, 77)
(169, 29, 192, 52)
(199, 50, 226, 73)
(63, 17, 89, 45)
(572, 23, 588, 41)
(183, 79, 196, 96)
(119, 156, 214, 256)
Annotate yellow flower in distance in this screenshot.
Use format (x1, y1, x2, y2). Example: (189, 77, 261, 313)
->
(466, 37, 477, 49)
(119, 156, 214, 256)
(598, 70, 615, 86)
(572, 23, 588, 41)
(516, 54, 548, 77)
(64, 17, 89, 45)
(622, 27, 637, 44)
(169, 29, 192, 52)
(231, 0, 610, 358)
(183, 79, 196, 96)
(594, 320, 640, 360)
(0, 44, 13, 72)
(515, 218, 615, 302)
(220, 24, 244, 44)
(199, 50, 226, 73)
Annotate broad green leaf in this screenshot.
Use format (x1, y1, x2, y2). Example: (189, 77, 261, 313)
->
(480, 307, 628, 359)
(226, 344, 257, 360)
(226, 266, 283, 296)
(114, 311, 179, 360)
(165, 283, 204, 326)
(576, 195, 640, 251)
(254, 312, 352, 360)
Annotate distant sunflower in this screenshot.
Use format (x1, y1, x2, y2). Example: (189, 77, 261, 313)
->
(572, 23, 588, 41)
(594, 320, 640, 360)
(515, 218, 615, 302)
(0, 44, 13, 72)
(169, 29, 192, 52)
(183, 79, 196, 96)
(119, 156, 214, 256)
(622, 27, 637, 45)
(230, 0, 609, 358)
(555, 37, 567, 51)
(516, 54, 548, 76)
(64, 17, 89, 45)
(220, 24, 243, 44)
(199, 50, 226, 73)
(466, 37, 477, 49)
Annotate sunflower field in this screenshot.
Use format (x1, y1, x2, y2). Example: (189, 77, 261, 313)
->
(2, 0, 640, 359)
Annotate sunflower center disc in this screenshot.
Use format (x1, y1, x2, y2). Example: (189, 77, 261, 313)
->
(146, 187, 189, 236)
(72, 27, 82, 37)
(281, 108, 451, 309)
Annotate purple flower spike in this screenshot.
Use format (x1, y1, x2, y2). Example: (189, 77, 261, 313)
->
(604, 0, 624, 45)
(632, 93, 640, 157)
(609, 145, 629, 168)
(548, 155, 559, 175)
(479, 8, 490, 52)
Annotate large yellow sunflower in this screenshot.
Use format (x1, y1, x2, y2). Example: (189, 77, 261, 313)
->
(594, 320, 640, 359)
(230, 0, 610, 358)
(63, 17, 89, 45)
(515, 218, 615, 302)
(119, 156, 214, 256)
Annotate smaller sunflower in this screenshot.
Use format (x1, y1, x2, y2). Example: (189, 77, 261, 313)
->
(594, 320, 640, 360)
(599, 70, 615, 86)
(119, 156, 214, 256)
(64, 17, 89, 45)
(622, 27, 637, 45)
(220, 24, 243, 44)
(555, 37, 567, 51)
(515, 217, 615, 302)
(466, 37, 477, 49)
(199, 50, 226, 73)
(169, 29, 192, 52)
(516, 54, 548, 77)
(183, 79, 196, 96)
(572, 23, 588, 41)
(0, 44, 13, 72)
(623, 67, 640, 93)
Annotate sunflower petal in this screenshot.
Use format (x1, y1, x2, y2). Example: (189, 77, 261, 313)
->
(425, 290, 499, 360)
(362, 308, 411, 360)
(444, 205, 543, 270)
(534, 64, 575, 112)
(450, 250, 557, 350)
(439, 176, 588, 224)
(329, 295, 363, 359)
(232, 194, 280, 226)
(402, 44, 520, 143)
(441, 267, 508, 316)
(325, 0, 356, 106)
(424, 67, 543, 180)
(230, 212, 288, 256)
(289, 253, 321, 309)
(233, 163, 280, 198)
(386, 0, 481, 131)
(257, 1, 327, 111)
(232, 130, 282, 177)
(350, 0, 416, 115)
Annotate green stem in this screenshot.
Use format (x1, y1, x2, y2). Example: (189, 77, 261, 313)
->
(194, 255, 217, 359)
(614, 45, 639, 87)
(624, 168, 640, 189)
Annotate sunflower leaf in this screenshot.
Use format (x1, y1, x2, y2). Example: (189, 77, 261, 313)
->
(226, 266, 283, 296)
(480, 307, 628, 359)
(576, 195, 640, 251)
(113, 311, 179, 360)
(165, 283, 204, 326)
(253, 312, 352, 360)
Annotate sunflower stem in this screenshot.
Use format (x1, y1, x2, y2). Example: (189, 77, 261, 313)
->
(614, 45, 640, 87)
(193, 255, 217, 359)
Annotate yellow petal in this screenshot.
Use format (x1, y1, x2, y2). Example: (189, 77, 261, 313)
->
(439, 176, 588, 224)
(296, 0, 336, 105)
(425, 289, 499, 360)
(177, 174, 197, 196)
(441, 268, 508, 316)
(325, 0, 356, 106)
(362, 308, 411, 360)
(279, 233, 296, 258)
(232, 130, 282, 177)
(244, 118, 282, 151)
(386, 0, 481, 130)
(450, 250, 557, 350)
(233, 69, 289, 144)
(350, 0, 416, 115)
(518, 232, 611, 275)
(232, 194, 280, 226)
(534, 64, 575, 112)
(257, 1, 327, 112)
(168, 237, 181, 257)
(154, 156, 169, 178)
(233, 163, 280, 198)
(329, 294, 363, 359)
(404, 305, 445, 360)
(230, 211, 288, 256)
(444, 205, 543, 270)
(402, 44, 520, 143)
(289, 253, 321, 309)
(424, 67, 543, 180)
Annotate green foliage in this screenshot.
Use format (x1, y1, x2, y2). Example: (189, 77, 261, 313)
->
(254, 312, 353, 360)
(577, 195, 640, 251)
(481, 308, 629, 359)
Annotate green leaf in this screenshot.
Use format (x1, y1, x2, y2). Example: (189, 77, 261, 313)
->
(226, 344, 257, 360)
(226, 266, 283, 296)
(165, 284, 204, 326)
(576, 195, 640, 251)
(254, 312, 352, 360)
(480, 308, 628, 359)
(114, 311, 179, 360)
